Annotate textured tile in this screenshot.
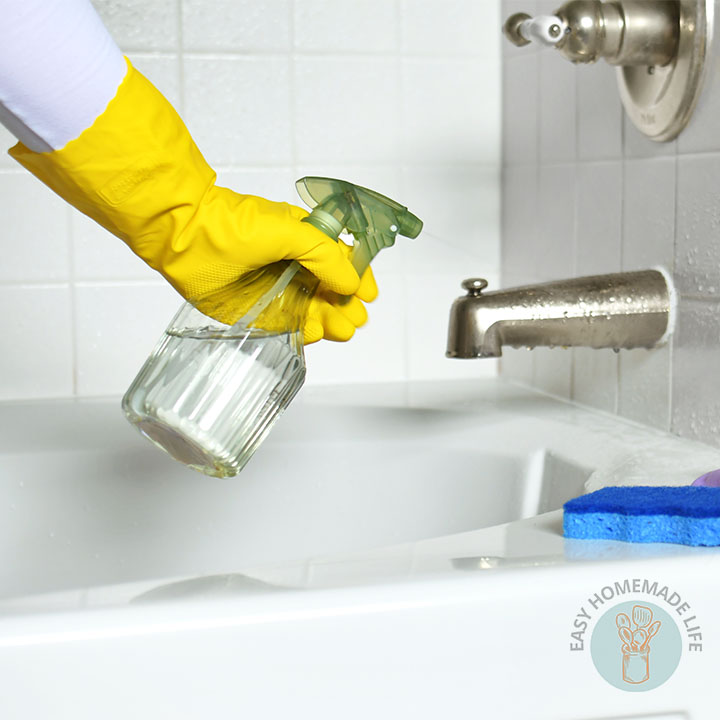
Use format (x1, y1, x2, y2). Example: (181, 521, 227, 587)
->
(304, 272, 406, 385)
(678, 6, 720, 155)
(500, 347, 535, 387)
(0, 286, 73, 400)
(539, 49, 577, 164)
(0, 124, 17, 168)
(295, 57, 398, 165)
(183, 0, 291, 52)
(536, 0, 561, 12)
(619, 345, 671, 431)
(126, 53, 181, 108)
(572, 347, 618, 413)
(575, 162, 622, 276)
(296, 0, 395, 53)
(92, 0, 178, 51)
(676, 154, 720, 297)
(71, 211, 158, 282)
(400, 165, 499, 268)
(536, 164, 576, 281)
(401, 58, 500, 166)
(622, 158, 676, 273)
(533, 346, 572, 400)
(624, 114, 677, 159)
(401, 0, 500, 57)
(403, 232, 488, 278)
(671, 298, 720, 446)
(501, 165, 539, 285)
(183, 57, 292, 166)
(0, 173, 70, 283)
(503, 53, 539, 167)
(75, 284, 182, 396)
(577, 64, 622, 161)
(406, 273, 499, 381)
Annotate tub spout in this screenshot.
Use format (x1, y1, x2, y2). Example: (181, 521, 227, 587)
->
(446, 270, 674, 359)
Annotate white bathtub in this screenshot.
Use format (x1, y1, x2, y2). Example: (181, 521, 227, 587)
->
(1, 379, 720, 719)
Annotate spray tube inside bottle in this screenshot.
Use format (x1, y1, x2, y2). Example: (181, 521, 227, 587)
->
(121, 177, 423, 477)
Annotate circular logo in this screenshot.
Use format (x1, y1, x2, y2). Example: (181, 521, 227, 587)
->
(590, 601, 682, 691)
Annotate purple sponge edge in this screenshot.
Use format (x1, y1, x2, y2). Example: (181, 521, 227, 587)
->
(692, 469, 720, 488)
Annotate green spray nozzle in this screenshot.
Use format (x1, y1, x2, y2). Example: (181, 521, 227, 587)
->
(227, 177, 422, 330)
(297, 177, 423, 277)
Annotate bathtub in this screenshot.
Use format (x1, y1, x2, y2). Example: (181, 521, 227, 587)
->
(1, 378, 720, 719)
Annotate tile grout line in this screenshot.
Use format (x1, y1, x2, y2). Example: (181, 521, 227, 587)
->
(289, 0, 299, 182)
(615, 139, 625, 417)
(66, 206, 79, 397)
(668, 149, 679, 433)
(394, 0, 412, 383)
(529, 31, 542, 390)
(173, 50, 499, 60)
(176, 0, 185, 115)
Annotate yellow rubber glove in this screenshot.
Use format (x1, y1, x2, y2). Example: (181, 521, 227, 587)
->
(8, 58, 376, 343)
(305, 242, 378, 343)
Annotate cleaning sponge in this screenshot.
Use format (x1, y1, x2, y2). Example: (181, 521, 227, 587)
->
(563, 486, 720, 546)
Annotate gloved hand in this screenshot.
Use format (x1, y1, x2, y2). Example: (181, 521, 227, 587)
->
(9, 58, 377, 343)
(304, 241, 378, 343)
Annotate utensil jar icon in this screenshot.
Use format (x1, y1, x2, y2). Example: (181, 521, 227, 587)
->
(622, 647, 650, 683)
(615, 606, 660, 684)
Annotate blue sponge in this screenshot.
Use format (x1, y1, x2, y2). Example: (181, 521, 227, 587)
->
(563, 486, 720, 546)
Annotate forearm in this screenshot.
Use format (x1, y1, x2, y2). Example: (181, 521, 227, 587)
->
(0, 0, 126, 152)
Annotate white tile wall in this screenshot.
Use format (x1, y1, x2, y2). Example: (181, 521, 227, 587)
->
(0, 0, 501, 399)
(295, 0, 396, 54)
(0, 125, 17, 168)
(401, 0, 499, 56)
(500, 0, 720, 449)
(294, 57, 399, 164)
(184, 0, 292, 52)
(183, 56, 293, 166)
(401, 58, 500, 166)
(92, 0, 179, 52)
(74, 284, 182, 396)
(0, 173, 71, 284)
(0, 286, 74, 400)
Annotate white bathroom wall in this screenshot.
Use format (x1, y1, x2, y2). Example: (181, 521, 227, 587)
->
(501, 0, 720, 448)
(0, 0, 501, 400)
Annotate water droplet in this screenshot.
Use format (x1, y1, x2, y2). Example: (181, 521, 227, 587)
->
(613, 348, 621, 354)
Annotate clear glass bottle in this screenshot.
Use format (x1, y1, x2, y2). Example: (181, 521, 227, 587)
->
(122, 263, 315, 477)
(122, 177, 423, 477)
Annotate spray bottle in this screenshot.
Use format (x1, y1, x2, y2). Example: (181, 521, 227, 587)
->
(122, 177, 423, 477)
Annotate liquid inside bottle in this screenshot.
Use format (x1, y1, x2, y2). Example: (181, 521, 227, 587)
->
(122, 325, 305, 477)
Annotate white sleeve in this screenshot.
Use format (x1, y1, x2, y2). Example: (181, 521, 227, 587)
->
(0, 0, 127, 152)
